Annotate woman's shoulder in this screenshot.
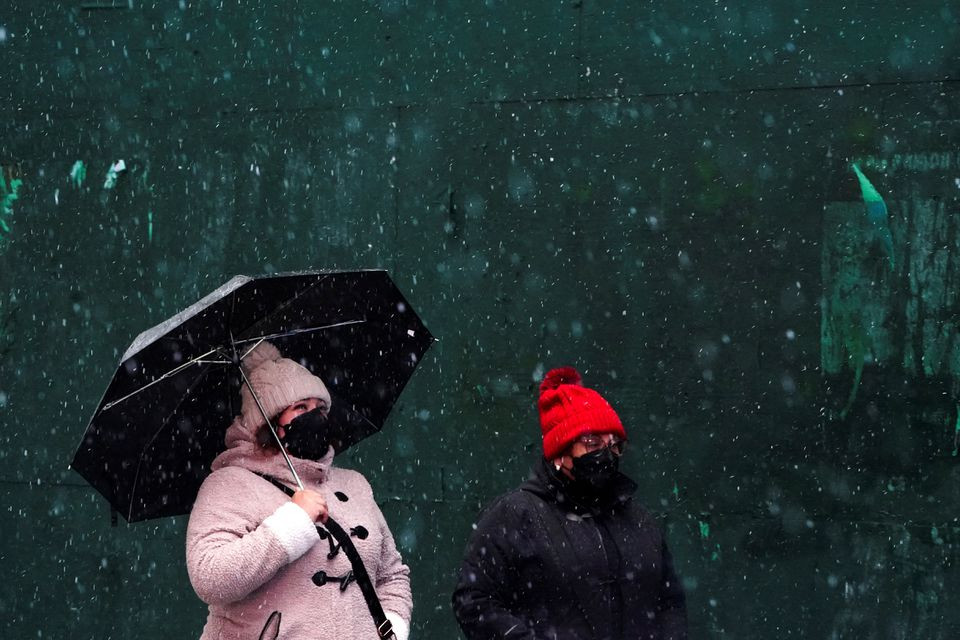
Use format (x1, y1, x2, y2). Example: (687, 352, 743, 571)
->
(204, 464, 259, 487)
(188, 467, 282, 531)
(473, 486, 541, 530)
(195, 465, 268, 504)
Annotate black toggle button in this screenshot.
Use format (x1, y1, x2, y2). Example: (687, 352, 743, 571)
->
(350, 525, 369, 540)
(311, 569, 356, 592)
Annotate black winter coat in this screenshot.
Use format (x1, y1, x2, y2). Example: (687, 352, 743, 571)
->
(452, 458, 688, 640)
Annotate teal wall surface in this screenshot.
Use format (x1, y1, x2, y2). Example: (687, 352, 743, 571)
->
(1, 1, 959, 638)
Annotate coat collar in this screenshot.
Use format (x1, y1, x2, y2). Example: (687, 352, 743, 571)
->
(522, 456, 637, 516)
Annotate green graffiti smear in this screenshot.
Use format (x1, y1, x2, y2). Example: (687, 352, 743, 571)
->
(931, 526, 944, 545)
(0, 175, 23, 238)
(821, 173, 897, 419)
(698, 521, 710, 539)
(851, 163, 895, 268)
(69, 160, 86, 188)
(952, 405, 959, 457)
(103, 159, 126, 189)
(838, 323, 867, 420)
(672, 482, 680, 500)
(851, 163, 883, 203)
(917, 590, 940, 608)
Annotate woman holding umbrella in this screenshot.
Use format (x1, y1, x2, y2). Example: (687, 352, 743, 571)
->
(186, 341, 412, 640)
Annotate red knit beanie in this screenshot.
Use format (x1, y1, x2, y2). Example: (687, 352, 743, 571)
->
(538, 366, 626, 459)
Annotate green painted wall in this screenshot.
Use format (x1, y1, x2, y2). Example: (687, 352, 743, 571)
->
(1, 1, 958, 637)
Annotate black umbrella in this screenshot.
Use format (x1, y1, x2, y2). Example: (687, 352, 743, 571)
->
(70, 269, 434, 523)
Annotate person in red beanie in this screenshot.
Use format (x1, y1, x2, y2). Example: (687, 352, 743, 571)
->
(452, 367, 688, 640)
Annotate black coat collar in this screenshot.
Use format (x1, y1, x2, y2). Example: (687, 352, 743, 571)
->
(521, 456, 638, 516)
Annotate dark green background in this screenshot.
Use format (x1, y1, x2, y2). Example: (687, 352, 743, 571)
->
(1, 1, 958, 637)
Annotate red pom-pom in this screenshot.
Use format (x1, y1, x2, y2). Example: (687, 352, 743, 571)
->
(540, 366, 582, 392)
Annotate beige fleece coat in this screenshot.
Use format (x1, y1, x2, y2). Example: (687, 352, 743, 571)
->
(186, 416, 412, 640)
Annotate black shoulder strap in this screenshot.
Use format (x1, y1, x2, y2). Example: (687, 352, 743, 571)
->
(252, 472, 395, 639)
(256, 472, 296, 497)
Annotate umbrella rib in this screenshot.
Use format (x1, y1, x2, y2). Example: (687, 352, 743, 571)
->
(239, 338, 265, 361)
(326, 390, 384, 434)
(228, 288, 240, 363)
(234, 274, 331, 342)
(126, 362, 218, 521)
(101, 348, 231, 411)
(234, 319, 367, 344)
(350, 405, 381, 433)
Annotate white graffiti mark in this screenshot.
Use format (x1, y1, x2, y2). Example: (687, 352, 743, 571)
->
(854, 151, 960, 175)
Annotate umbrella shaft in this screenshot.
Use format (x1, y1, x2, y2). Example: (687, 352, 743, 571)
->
(237, 363, 304, 491)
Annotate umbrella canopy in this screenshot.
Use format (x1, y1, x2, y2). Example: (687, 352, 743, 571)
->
(71, 270, 433, 522)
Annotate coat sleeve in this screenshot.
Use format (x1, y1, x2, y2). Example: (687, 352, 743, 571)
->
(657, 533, 689, 640)
(185, 468, 320, 605)
(368, 489, 413, 639)
(451, 497, 540, 640)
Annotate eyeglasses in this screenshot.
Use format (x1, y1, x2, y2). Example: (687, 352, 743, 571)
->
(574, 434, 627, 456)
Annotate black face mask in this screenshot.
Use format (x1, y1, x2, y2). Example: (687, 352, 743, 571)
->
(280, 408, 335, 460)
(570, 447, 620, 492)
